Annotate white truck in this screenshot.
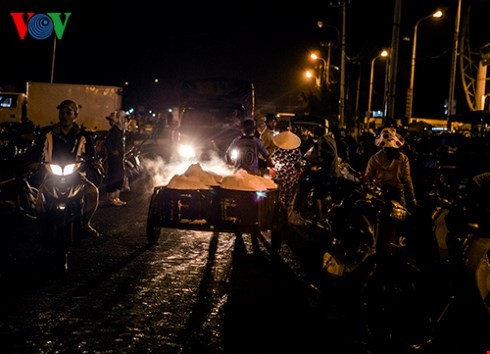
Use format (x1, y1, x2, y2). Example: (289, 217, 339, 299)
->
(173, 77, 255, 160)
(0, 82, 123, 131)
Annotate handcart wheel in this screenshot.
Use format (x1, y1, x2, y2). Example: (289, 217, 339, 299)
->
(146, 219, 162, 246)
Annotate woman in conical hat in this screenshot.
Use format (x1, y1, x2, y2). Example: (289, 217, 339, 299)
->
(271, 130, 303, 214)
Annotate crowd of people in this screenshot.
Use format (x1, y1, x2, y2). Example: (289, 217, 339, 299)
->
(224, 113, 417, 215)
(28, 100, 489, 242)
(223, 112, 490, 256)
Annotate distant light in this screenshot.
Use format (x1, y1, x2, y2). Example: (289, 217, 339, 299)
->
(168, 108, 173, 112)
(433, 10, 443, 18)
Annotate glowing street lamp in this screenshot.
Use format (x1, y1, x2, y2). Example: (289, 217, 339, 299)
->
(405, 9, 443, 120)
(310, 53, 328, 86)
(305, 69, 321, 87)
(367, 50, 389, 121)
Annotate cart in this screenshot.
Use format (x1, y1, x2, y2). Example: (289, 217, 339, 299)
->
(146, 185, 284, 251)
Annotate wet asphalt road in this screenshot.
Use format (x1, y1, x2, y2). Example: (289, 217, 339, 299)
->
(1, 169, 489, 353)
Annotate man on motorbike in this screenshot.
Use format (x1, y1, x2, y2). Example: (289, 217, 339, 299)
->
(34, 99, 100, 238)
(303, 121, 341, 222)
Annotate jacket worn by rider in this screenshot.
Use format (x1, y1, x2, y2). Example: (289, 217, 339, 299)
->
(40, 123, 95, 163)
(364, 149, 416, 207)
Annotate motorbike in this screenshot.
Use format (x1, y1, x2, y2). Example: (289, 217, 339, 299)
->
(357, 190, 447, 352)
(429, 173, 490, 317)
(290, 160, 379, 276)
(37, 158, 91, 272)
(0, 162, 40, 220)
(124, 144, 144, 183)
(359, 171, 490, 352)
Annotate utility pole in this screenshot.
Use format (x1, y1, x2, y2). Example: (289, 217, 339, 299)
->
(330, 0, 349, 128)
(385, 0, 402, 127)
(447, 0, 462, 130)
(50, 37, 57, 83)
(339, 1, 347, 128)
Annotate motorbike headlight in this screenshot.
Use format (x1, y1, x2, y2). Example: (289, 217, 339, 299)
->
(48, 163, 78, 176)
(49, 164, 63, 176)
(230, 149, 239, 161)
(178, 144, 196, 159)
(62, 163, 78, 176)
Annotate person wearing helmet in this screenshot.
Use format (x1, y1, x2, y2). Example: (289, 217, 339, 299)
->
(35, 99, 101, 238)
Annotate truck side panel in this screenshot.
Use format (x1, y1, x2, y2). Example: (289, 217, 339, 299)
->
(27, 82, 123, 131)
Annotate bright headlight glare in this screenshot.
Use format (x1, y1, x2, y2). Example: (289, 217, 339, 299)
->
(48, 163, 77, 176)
(49, 164, 63, 176)
(178, 144, 196, 158)
(63, 163, 77, 175)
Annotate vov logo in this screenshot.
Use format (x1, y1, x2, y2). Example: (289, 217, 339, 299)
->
(10, 12, 72, 40)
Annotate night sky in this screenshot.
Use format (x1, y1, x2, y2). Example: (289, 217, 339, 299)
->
(2, 0, 489, 119)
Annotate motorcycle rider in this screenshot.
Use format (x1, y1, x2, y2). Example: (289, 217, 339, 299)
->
(303, 121, 341, 222)
(364, 127, 416, 256)
(35, 99, 100, 238)
(365, 127, 416, 208)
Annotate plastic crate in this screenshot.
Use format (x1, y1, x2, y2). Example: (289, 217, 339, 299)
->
(148, 186, 214, 230)
(213, 187, 278, 231)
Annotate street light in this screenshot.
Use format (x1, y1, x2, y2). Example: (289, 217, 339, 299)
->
(405, 9, 443, 120)
(316, 21, 341, 47)
(367, 50, 389, 123)
(316, 21, 340, 86)
(310, 53, 328, 86)
(305, 69, 321, 87)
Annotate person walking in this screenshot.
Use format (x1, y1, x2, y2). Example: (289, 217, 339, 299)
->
(270, 130, 303, 216)
(225, 118, 273, 175)
(105, 110, 128, 206)
(35, 99, 100, 238)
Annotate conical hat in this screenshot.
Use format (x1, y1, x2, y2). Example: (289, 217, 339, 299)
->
(271, 131, 301, 150)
